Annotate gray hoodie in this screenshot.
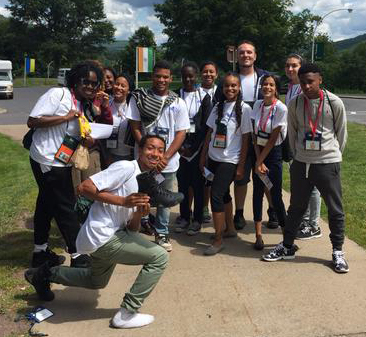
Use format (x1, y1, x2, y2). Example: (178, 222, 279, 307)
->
(287, 90, 347, 164)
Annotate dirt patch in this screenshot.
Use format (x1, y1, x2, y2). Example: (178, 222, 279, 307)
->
(0, 312, 29, 337)
(15, 211, 34, 230)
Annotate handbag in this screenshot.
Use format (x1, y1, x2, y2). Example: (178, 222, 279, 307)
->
(22, 128, 35, 150)
(70, 144, 90, 170)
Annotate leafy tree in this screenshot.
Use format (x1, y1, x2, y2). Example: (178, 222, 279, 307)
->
(5, 0, 115, 72)
(154, 0, 316, 71)
(120, 26, 157, 76)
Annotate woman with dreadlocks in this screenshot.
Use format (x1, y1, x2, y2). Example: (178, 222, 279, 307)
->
(199, 72, 252, 255)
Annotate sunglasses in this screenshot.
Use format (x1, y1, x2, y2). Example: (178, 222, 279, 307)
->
(80, 78, 100, 89)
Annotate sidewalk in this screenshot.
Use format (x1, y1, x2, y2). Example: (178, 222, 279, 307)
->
(3, 125, 366, 337)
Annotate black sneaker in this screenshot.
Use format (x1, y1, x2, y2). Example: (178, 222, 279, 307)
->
(296, 226, 322, 240)
(140, 215, 156, 236)
(137, 171, 184, 208)
(32, 248, 66, 268)
(266, 208, 279, 229)
(262, 242, 296, 261)
(234, 214, 247, 230)
(24, 263, 54, 301)
(332, 250, 349, 273)
(70, 254, 91, 268)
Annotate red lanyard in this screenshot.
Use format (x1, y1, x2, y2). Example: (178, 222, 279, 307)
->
(259, 99, 277, 132)
(304, 90, 324, 138)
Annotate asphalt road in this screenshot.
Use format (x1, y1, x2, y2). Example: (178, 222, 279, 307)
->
(0, 86, 365, 125)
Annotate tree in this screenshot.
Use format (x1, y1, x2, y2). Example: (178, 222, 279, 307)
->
(154, 0, 316, 71)
(120, 26, 157, 75)
(5, 0, 115, 72)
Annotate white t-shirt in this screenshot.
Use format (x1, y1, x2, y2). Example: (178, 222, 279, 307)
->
(240, 73, 257, 102)
(126, 95, 190, 173)
(109, 99, 131, 157)
(206, 101, 253, 164)
(252, 99, 288, 146)
(76, 160, 141, 254)
(29, 87, 80, 167)
(285, 83, 302, 105)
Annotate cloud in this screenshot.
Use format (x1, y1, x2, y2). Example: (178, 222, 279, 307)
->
(292, 0, 366, 41)
(113, 0, 164, 8)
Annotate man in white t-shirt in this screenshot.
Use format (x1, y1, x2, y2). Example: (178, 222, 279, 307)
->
(233, 40, 278, 231)
(25, 135, 169, 329)
(127, 60, 190, 252)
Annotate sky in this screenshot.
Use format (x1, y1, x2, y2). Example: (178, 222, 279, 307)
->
(0, 0, 365, 44)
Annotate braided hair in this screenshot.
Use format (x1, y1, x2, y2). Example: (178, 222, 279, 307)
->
(217, 72, 242, 130)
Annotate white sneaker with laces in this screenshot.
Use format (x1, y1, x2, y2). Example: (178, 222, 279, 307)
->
(155, 234, 172, 252)
(111, 307, 154, 328)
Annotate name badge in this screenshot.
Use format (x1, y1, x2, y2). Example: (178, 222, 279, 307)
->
(213, 122, 227, 149)
(106, 127, 118, 149)
(189, 119, 196, 133)
(304, 132, 321, 151)
(257, 130, 270, 146)
(55, 134, 79, 164)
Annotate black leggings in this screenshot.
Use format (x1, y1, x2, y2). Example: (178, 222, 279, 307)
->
(30, 158, 80, 253)
(208, 158, 237, 213)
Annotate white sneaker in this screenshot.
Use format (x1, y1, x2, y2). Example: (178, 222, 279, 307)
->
(111, 307, 154, 329)
(155, 234, 172, 252)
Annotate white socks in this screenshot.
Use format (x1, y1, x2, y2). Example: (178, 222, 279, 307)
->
(34, 243, 48, 252)
(111, 307, 154, 329)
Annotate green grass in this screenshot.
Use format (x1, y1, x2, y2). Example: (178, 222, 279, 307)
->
(13, 77, 57, 88)
(282, 122, 366, 248)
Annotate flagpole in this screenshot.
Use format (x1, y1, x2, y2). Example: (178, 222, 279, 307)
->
(135, 47, 138, 88)
(23, 55, 27, 86)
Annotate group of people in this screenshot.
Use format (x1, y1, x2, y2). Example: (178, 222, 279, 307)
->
(24, 39, 349, 330)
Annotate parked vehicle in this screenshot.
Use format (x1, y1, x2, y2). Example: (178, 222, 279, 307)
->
(0, 60, 13, 99)
(57, 68, 71, 86)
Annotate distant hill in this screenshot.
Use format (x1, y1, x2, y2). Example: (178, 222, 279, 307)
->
(334, 33, 366, 51)
(104, 40, 128, 53)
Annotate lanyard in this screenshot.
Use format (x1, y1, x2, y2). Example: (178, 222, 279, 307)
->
(304, 90, 324, 139)
(182, 90, 200, 119)
(259, 99, 277, 132)
(111, 99, 126, 117)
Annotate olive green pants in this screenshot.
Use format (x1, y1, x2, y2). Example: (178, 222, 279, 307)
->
(50, 229, 169, 312)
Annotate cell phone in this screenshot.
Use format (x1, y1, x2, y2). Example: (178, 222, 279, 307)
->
(33, 306, 54, 323)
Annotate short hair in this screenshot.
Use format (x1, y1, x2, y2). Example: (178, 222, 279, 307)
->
(298, 63, 322, 76)
(115, 73, 135, 91)
(104, 67, 117, 80)
(139, 134, 166, 150)
(66, 61, 104, 90)
(260, 74, 281, 99)
(153, 60, 172, 73)
(237, 40, 256, 53)
(286, 53, 303, 65)
(181, 61, 199, 74)
(199, 60, 218, 73)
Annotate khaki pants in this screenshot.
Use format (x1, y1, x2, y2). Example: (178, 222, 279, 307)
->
(50, 229, 169, 312)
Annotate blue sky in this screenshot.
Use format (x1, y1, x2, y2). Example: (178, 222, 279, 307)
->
(1, 0, 365, 44)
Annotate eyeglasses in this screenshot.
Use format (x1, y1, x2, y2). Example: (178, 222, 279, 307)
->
(80, 78, 100, 89)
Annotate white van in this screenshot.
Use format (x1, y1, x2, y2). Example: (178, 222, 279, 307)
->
(0, 60, 13, 99)
(57, 68, 71, 86)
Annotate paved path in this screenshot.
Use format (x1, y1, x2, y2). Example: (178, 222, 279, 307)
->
(2, 126, 366, 337)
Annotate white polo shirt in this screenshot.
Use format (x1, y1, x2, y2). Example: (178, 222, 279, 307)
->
(76, 160, 141, 254)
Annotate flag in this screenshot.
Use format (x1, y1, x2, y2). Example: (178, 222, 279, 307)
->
(25, 57, 35, 73)
(136, 47, 154, 73)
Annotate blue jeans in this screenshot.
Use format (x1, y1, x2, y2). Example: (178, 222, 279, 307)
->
(302, 187, 321, 228)
(154, 172, 176, 235)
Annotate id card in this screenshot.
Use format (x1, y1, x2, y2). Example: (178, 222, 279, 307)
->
(203, 167, 214, 181)
(304, 132, 321, 151)
(55, 134, 79, 164)
(189, 119, 196, 133)
(213, 122, 227, 149)
(257, 131, 270, 146)
(106, 128, 118, 149)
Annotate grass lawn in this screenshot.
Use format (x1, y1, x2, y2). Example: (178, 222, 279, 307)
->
(282, 122, 366, 248)
(13, 77, 58, 88)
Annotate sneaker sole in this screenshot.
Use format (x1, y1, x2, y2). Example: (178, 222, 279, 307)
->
(262, 255, 295, 262)
(186, 230, 199, 236)
(334, 267, 349, 273)
(296, 233, 322, 241)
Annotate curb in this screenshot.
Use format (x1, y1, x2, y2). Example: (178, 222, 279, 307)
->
(338, 95, 366, 99)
